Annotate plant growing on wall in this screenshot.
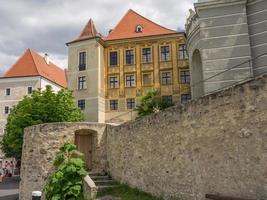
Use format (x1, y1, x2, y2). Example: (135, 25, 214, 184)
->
(45, 143, 87, 200)
(1, 85, 84, 159)
(135, 89, 174, 117)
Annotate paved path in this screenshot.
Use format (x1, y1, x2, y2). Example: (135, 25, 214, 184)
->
(0, 176, 19, 200)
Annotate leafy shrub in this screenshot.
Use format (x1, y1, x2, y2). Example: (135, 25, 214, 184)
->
(135, 89, 174, 117)
(45, 143, 87, 200)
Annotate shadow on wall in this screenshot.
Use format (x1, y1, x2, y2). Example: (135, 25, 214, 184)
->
(191, 49, 204, 99)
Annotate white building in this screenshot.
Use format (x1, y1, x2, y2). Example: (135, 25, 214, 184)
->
(0, 48, 67, 161)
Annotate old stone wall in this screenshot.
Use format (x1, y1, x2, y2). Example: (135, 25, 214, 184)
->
(106, 75, 267, 200)
(19, 122, 107, 200)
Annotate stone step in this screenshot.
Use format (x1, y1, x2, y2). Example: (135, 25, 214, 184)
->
(94, 179, 115, 184)
(90, 175, 111, 180)
(88, 171, 107, 176)
(97, 185, 120, 192)
(95, 180, 118, 186)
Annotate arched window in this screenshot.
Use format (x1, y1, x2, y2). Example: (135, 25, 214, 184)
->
(136, 25, 143, 33)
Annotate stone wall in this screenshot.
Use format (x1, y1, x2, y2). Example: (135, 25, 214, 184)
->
(19, 122, 107, 200)
(106, 75, 267, 200)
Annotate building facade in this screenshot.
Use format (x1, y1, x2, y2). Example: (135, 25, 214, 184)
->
(67, 9, 190, 123)
(67, 19, 105, 123)
(186, 0, 267, 99)
(0, 49, 66, 160)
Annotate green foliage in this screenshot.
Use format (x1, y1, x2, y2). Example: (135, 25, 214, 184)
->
(45, 143, 87, 200)
(1, 86, 84, 159)
(97, 183, 163, 200)
(135, 89, 174, 118)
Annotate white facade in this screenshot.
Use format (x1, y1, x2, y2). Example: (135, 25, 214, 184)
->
(0, 76, 64, 138)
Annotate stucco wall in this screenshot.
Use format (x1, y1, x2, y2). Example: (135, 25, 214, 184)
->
(19, 122, 107, 200)
(67, 39, 105, 123)
(186, 0, 267, 99)
(106, 74, 267, 200)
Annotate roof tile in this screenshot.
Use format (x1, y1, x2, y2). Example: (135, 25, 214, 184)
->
(3, 49, 67, 88)
(105, 9, 177, 41)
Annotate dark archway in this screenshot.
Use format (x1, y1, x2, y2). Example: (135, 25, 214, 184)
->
(74, 129, 97, 171)
(191, 49, 204, 99)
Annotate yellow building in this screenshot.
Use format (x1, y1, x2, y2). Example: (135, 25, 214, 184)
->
(67, 9, 190, 124)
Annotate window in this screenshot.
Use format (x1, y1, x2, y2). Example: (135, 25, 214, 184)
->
(136, 25, 143, 33)
(161, 71, 172, 85)
(78, 76, 86, 90)
(127, 98, 135, 110)
(181, 94, 191, 104)
(125, 49, 134, 65)
(162, 96, 173, 104)
(5, 88, 10, 96)
(160, 46, 170, 61)
(28, 87, 33, 94)
(179, 44, 188, 60)
(180, 70, 190, 84)
(142, 73, 153, 86)
(110, 100, 118, 110)
(4, 106, 9, 114)
(109, 76, 119, 89)
(79, 52, 86, 71)
(125, 74, 135, 87)
(142, 48, 151, 63)
(78, 99, 85, 110)
(110, 51, 118, 66)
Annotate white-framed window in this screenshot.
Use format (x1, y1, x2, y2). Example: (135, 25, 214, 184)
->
(78, 76, 86, 90)
(78, 51, 86, 71)
(136, 25, 143, 33)
(126, 98, 135, 110)
(110, 99, 118, 111)
(78, 99, 85, 110)
(125, 74, 136, 87)
(160, 46, 170, 61)
(161, 71, 172, 85)
(4, 106, 9, 114)
(179, 44, 188, 60)
(109, 76, 119, 89)
(28, 87, 33, 94)
(5, 88, 11, 96)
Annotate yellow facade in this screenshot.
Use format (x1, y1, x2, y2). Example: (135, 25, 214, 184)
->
(104, 34, 190, 123)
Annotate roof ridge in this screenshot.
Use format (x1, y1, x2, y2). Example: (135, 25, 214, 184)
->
(108, 9, 177, 37)
(108, 9, 133, 35)
(128, 9, 177, 33)
(3, 48, 38, 77)
(28, 48, 41, 76)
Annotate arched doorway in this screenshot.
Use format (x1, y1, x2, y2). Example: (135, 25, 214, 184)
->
(74, 129, 96, 170)
(191, 49, 204, 99)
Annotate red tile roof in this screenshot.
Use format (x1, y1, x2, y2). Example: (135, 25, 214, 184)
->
(3, 49, 67, 87)
(67, 19, 101, 44)
(105, 9, 178, 41)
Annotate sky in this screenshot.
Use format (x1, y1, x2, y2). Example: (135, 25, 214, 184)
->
(0, 0, 195, 75)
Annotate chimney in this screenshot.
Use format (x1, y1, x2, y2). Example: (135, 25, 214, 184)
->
(44, 53, 50, 65)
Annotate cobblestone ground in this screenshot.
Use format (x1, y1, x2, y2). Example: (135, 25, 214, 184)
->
(0, 176, 19, 200)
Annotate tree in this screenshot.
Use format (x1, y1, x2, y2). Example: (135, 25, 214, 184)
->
(1, 85, 84, 159)
(135, 89, 174, 118)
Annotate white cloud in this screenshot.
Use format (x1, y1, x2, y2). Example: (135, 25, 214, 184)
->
(0, 0, 195, 75)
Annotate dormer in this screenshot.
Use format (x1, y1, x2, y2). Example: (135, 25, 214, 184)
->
(135, 25, 143, 33)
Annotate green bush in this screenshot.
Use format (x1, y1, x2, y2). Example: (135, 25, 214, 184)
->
(135, 89, 174, 118)
(45, 143, 87, 200)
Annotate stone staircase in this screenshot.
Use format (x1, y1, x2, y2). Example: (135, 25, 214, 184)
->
(89, 172, 119, 192)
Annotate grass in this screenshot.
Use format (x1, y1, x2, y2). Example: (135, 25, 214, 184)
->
(96, 183, 163, 200)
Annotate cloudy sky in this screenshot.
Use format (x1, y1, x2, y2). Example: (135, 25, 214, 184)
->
(0, 0, 195, 75)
